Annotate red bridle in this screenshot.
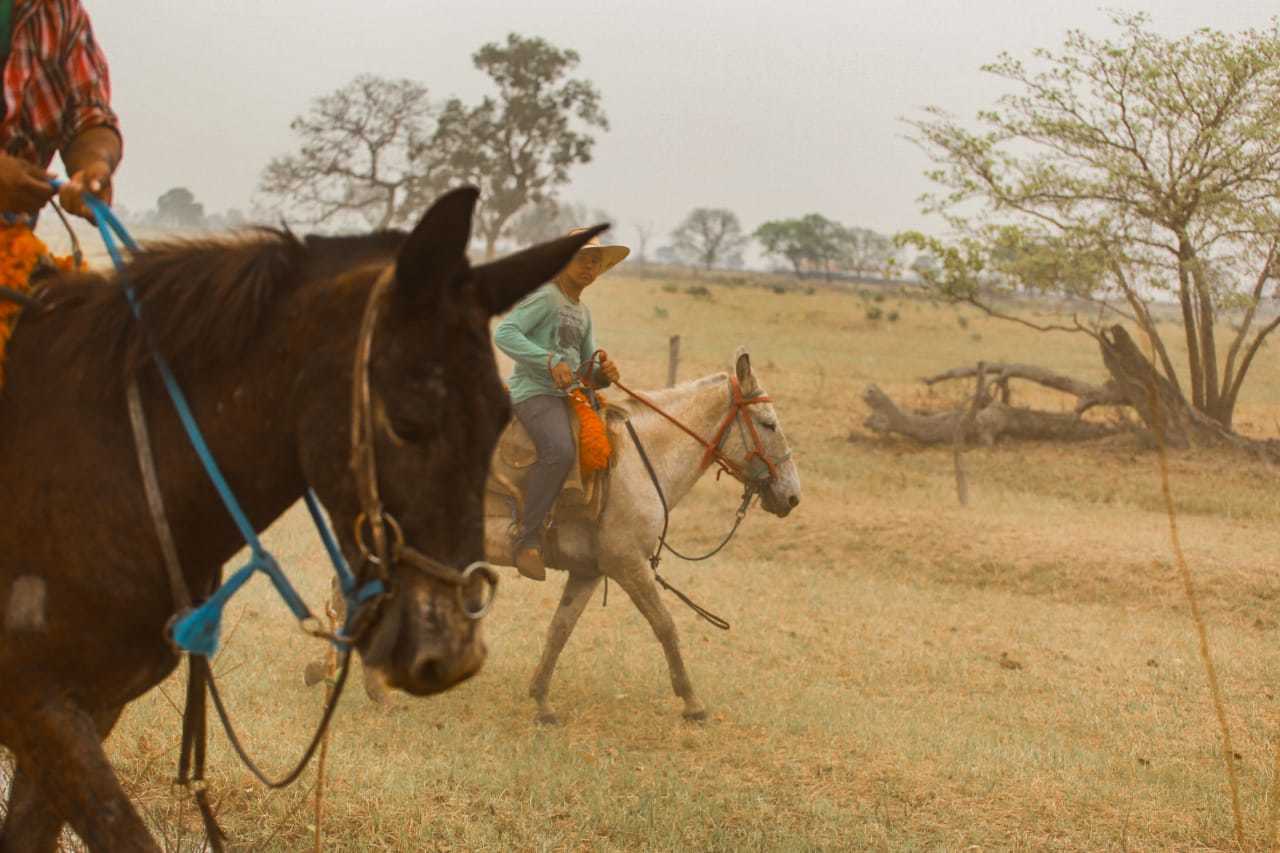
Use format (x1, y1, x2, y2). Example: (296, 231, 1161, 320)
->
(578, 351, 785, 489)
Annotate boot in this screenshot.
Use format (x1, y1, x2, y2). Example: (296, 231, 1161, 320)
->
(515, 546, 545, 581)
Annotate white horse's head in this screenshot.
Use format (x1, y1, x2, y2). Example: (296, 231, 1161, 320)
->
(727, 347, 801, 518)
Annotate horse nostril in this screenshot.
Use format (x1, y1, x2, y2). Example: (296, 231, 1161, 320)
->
(788, 495, 799, 508)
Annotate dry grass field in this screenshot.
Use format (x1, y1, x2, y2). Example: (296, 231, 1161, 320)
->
(18, 267, 1280, 850)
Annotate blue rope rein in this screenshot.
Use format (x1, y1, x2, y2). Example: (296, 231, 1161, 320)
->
(51, 180, 382, 655)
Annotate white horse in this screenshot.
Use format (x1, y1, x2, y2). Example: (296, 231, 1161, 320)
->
(486, 347, 802, 722)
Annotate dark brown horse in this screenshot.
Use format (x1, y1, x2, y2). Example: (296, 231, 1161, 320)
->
(0, 187, 600, 851)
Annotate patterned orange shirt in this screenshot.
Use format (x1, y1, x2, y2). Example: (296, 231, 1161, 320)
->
(0, 0, 118, 169)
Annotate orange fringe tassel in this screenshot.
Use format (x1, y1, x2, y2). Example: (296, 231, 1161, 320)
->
(567, 388, 611, 474)
(0, 224, 80, 385)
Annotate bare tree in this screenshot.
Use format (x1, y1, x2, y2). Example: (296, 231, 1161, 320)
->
(633, 221, 655, 264)
(433, 34, 608, 258)
(257, 75, 440, 231)
(671, 208, 748, 271)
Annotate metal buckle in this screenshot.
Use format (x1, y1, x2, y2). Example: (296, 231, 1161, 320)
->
(455, 561, 498, 620)
(353, 510, 405, 565)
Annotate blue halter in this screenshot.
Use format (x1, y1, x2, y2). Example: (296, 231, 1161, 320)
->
(50, 180, 384, 655)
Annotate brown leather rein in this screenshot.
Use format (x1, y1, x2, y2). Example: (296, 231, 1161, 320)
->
(347, 267, 498, 630)
(584, 350, 788, 490)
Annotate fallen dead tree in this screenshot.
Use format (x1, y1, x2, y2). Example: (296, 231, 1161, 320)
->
(865, 355, 1130, 446)
(863, 384, 1124, 445)
(863, 325, 1280, 460)
(921, 362, 1128, 415)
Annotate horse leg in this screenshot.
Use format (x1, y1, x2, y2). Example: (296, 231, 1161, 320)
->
(1, 704, 126, 853)
(528, 572, 601, 725)
(7, 699, 155, 852)
(2, 764, 62, 853)
(611, 566, 707, 721)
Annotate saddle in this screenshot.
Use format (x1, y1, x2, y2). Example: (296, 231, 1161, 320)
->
(485, 403, 627, 536)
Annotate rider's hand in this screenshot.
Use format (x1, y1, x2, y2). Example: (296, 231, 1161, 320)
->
(59, 160, 113, 223)
(600, 357, 621, 383)
(0, 154, 54, 216)
(551, 361, 576, 389)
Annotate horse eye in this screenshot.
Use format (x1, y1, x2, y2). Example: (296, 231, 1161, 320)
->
(760, 420, 777, 432)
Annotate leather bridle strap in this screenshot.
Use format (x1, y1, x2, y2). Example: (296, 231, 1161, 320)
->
(127, 379, 227, 850)
(700, 375, 778, 482)
(347, 267, 498, 617)
(127, 379, 191, 613)
(350, 267, 396, 570)
(604, 372, 776, 487)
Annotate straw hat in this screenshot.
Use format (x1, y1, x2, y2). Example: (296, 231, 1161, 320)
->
(566, 226, 630, 274)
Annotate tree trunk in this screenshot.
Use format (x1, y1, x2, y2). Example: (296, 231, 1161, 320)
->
(1098, 325, 1224, 449)
(1175, 246, 1205, 411)
(1189, 258, 1222, 420)
(861, 385, 1123, 445)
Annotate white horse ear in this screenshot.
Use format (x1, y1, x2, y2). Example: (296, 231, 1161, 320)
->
(733, 346, 759, 395)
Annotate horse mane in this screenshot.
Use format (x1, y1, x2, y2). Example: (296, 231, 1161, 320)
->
(41, 227, 406, 390)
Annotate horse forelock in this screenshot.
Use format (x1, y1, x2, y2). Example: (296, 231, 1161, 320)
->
(39, 227, 407, 393)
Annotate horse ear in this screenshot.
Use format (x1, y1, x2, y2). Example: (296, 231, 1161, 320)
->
(733, 346, 759, 395)
(394, 186, 480, 295)
(471, 224, 609, 316)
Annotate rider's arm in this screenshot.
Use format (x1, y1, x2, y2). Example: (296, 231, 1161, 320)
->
(59, 2, 121, 159)
(494, 289, 560, 369)
(56, 2, 121, 218)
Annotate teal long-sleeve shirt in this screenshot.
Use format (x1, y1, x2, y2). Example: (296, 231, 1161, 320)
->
(493, 282, 608, 404)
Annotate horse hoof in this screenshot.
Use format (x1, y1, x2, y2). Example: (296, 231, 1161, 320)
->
(535, 712, 561, 726)
(303, 661, 328, 687)
(682, 709, 708, 723)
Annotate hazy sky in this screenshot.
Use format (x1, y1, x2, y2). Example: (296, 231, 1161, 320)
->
(85, 1, 1277, 249)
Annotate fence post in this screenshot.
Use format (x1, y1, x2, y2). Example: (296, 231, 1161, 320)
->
(667, 335, 681, 387)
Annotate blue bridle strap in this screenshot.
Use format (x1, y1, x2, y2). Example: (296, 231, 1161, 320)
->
(55, 181, 383, 654)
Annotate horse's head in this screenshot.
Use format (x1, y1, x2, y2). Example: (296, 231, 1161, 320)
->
(302, 187, 604, 696)
(727, 347, 802, 518)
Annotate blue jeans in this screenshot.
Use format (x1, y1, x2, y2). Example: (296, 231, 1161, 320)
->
(513, 395, 575, 552)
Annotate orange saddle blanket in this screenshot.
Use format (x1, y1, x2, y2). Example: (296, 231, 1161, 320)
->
(0, 224, 80, 384)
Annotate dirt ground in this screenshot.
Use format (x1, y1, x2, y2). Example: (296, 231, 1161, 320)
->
(20, 269, 1280, 850)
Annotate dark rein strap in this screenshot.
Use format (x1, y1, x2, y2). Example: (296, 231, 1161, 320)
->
(129, 375, 356, 851)
(204, 648, 352, 789)
(623, 418, 741, 631)
(128, 380, 230, 850)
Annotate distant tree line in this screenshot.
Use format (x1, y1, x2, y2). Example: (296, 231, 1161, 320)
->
(647, 207, 904, 278)
(119, 186, 245, 231)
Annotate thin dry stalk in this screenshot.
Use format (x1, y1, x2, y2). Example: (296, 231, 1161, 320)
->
(952, 361, 986, 506)
(313, 601, 341, 852)
(1269, 712, 1280, 851)
(1140, 329, 1245, 850)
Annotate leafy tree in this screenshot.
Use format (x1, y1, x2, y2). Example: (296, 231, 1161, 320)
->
(756, 214, 894, 279)
(755, 218, 816, 277)
(910, 252, 940, 279)
(903, 13, 1280, 429)
(257, 75, 440, 230)
(839, 227, 895, 279)
(155, 187, 205, 229)
(671, 208, 748, 270)
(433, 34, 608, 258)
